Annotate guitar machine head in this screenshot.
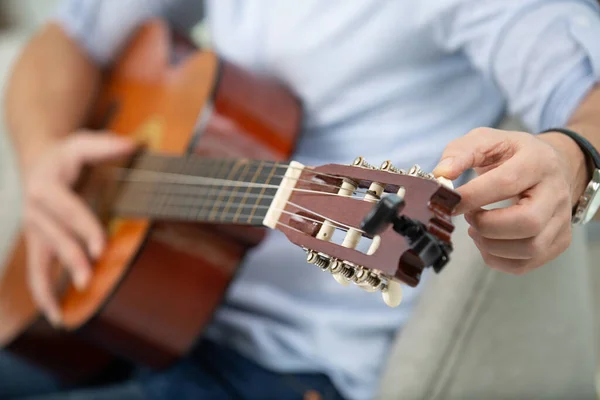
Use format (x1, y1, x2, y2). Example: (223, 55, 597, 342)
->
(271, 156, 461, 307)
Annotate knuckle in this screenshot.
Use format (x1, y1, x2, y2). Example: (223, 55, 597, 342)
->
(521, 212, 543, 235)
(559, 231, 573, 252)
(525, 238, 544, 257)
(469, 212, 488, 233)
(498, 172, 520, 192)
(468, 127, 492, 137)
(26, 183, 45, 202)
(61, 241, 87, 267)
(480, 251, 495, 267)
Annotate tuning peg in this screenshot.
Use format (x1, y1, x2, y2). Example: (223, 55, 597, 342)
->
(352, 156, 376, 169)
(306, 250, 330, 270)
(379, 160, 405, 174)
(382, 280, 403, 307)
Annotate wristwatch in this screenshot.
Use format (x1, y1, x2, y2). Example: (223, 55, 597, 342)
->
(541, 128, 600, 225)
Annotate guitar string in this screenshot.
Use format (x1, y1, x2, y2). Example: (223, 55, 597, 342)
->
(112, 161, 371, 195)
(112, 166, 359, 194)
(112, 172, 374, 233)
(111, 167, 376, 201)
(115, 182, 369, 233)
(118, 200, 365, 234)
(135, 154, 362, 182)
(107, 165, 396, 235)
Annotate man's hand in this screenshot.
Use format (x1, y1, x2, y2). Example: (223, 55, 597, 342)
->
(433, 127, 588, 275)
(22, 132, 135, 326)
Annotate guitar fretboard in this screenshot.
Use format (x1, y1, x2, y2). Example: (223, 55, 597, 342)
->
(113, 153, 288, 226)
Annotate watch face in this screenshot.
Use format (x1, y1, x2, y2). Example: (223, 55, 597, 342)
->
(579, 169, 600, 224)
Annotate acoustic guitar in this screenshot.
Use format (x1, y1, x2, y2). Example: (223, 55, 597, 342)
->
(0, 19, 460, 384)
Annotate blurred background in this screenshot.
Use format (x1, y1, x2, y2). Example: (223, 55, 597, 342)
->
(1, 1, 600, 399)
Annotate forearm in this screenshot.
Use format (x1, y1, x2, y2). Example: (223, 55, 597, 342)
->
(4, 23, 102, 174)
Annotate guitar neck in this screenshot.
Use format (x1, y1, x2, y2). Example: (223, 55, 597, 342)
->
(112, 153, 299, 227)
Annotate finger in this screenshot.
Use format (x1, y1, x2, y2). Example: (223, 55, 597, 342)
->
(61, 132, 136, 179)
(25, 232, 62, 326)
(477, 248, 531, 275)
(454, 152, 543, 215)
(465, 182, 562, 239)
(27, 207, 92, 291)
(433, 128, 518, 180)
(34, 184, 105, 258)
(471, 212, 571, 274)
(468, 213, 563, 259)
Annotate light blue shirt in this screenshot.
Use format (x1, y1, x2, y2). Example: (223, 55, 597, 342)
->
(54, 1, 600, 399)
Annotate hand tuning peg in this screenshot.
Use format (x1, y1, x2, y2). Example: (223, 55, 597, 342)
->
(361, 193, 451, 273)
(381, 280, 403, 307)
(332, 273, 351, 286)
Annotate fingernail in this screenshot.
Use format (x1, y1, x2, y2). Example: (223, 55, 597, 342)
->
(75, 272, 90, 291)
(48, 312, 63, 328)
(464, 212, 472, 223)
(89, 240, 104, 259)
(433, 157, 454, 175)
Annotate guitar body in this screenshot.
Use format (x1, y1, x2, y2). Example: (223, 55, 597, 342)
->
(0, 19, 301, 382)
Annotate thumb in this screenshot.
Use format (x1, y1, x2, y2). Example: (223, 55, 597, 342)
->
(64, 131, 138, 166)
(432, 128, 514, 180)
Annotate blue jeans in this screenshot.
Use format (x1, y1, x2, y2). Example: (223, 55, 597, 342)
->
(0, 340, 345, 400)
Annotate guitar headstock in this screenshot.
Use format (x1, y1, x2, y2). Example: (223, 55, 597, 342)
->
(267, 157, 461, 307)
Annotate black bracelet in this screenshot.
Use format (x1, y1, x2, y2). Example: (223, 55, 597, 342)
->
(540, 128, 600, 169)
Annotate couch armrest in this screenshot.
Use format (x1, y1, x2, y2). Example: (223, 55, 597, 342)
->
(376, 217, 596, 399)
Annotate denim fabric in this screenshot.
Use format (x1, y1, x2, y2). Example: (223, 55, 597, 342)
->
(0, 340, 344, 400)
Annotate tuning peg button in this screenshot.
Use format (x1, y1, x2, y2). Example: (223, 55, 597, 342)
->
(333, 273, 351, 286)
(382, 280, 403, 307)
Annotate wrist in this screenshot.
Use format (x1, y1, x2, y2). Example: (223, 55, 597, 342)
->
(13, 135, 62, 178)
(539, 131, 590, 206)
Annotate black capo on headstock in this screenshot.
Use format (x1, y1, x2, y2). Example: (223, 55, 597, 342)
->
(360, 194, 451, 273)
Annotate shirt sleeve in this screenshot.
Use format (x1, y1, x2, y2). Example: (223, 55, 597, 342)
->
(50, 0, 205, 66)
(435, 0, 600, 132)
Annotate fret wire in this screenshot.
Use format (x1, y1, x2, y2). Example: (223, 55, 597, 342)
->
(208, 160, 242, 220)
(232, 160, 264, 222)
(246, 162, 277, 223)
(219, 161, 251, 222)
(196, 159, 231, 220)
